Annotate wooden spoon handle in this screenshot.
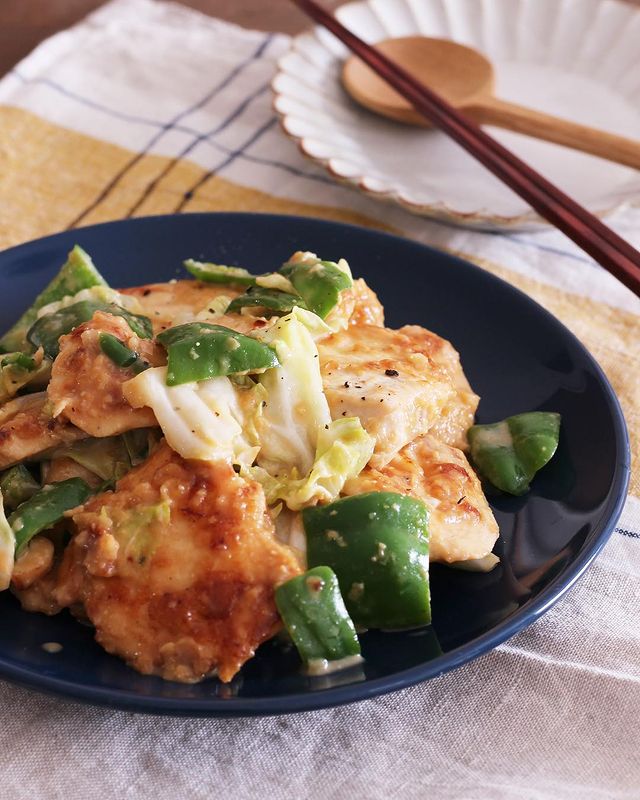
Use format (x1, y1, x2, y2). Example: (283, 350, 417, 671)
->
(467, 97, 640, 170)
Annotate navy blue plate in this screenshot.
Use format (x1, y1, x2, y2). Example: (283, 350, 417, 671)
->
(0, 214, 630, 716)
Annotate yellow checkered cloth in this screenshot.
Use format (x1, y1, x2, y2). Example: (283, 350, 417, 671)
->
(0, 1, 639, 797)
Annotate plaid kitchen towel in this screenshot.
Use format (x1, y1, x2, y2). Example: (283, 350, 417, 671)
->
(0, 1, 639, 798)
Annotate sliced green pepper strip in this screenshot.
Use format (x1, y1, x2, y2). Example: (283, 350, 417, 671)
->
(467, 411, 561, 496)
(0, 245, 107, 353)
(157, 322, 279, 386)
(27, 301, 152, 359)
(0, 465, 40, 511)
(99, 333, 149, 374)
(280, 258, 352, 319)
(303, 492, 431, 630)
(275, 566, 361, 667)
(9, 478, 93, 555)
(183, 259, 257, 286)
(226, 287, 307, 316)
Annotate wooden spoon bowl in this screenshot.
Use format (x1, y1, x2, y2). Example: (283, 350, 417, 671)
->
(343, 37, 495, 127)
(342, 36, 640, 170)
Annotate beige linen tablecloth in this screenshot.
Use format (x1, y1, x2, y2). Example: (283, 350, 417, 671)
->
(0, 1, 639, 797)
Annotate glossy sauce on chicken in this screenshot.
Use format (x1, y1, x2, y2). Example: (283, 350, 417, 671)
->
(54, 442, 301, 682)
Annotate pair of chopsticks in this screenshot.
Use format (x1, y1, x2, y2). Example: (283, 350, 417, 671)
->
(291, 0, 640, 298)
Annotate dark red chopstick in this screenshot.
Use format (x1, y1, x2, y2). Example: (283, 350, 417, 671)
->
(291, 0, 640, 298)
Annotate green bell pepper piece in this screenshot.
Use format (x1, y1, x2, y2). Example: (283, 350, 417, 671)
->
(183, 259, 257, 286)
(0, 245, 107, 353)
(0, 465, 40, 511)
(226, 287, 307, 316)
(280, 258, 352, 319)
(157, 322, 279, 386)
(275, 566, 361, 668)
(467, 411, 561, 496)
(9, 478, 93, 555)
(303, 492, 431, 630)
(27, 301, 152, 359)
(99, 333, 149, 374)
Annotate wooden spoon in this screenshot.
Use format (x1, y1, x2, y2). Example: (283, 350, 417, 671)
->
(342, 36, 640, 171)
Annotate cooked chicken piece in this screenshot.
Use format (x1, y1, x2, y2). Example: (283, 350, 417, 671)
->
(12, 567, 64, 616)
(48, 311, 163, 438)
(11, 528, 77, 615)
(11, 536, 55, 592)
(206, 312, 280, 336)
(123, 278, 284, 337)
(0, 392, 87, 469)
(397, 325, 479, 450)
(121, 280, 241, 334)
(349, 278, 385, 327)
(318, 325, 456, 468)
(344, 434, 499, 563)
(51, 441, 301, 683)
(122, 277, 384, 334)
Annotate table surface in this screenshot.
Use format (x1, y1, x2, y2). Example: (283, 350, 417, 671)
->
(0, 0, 344, 77)
(2, 0, 638, 78)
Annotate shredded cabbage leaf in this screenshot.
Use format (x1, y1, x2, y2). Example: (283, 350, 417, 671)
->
(0, 349, 50, 403)
(36, 285, 143, 319)
(273, 508, 307, 566)
(194, 295, 234, 321)
(118, 500, 170, 564)
(0, 491, 15, 591)
(255, 309, 331, 475)
(246, 417, 374, 511)
(123, 366, 262, 464)
(123, 308, 373, 510)
(255, 273, 296, 293)
(51, 436, 133, 482)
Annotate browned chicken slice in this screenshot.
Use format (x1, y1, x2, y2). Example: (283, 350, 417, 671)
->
(11, 528, 79, 616)
(318, 325, 456, 468)
(121, 277, 384, 335)
(51, 441, 301, 683)
(11, 537, 56, 596)
(0, 392, 87, 469)
(398, 325, 479, 450)
(349, 278, 385, 327)
(344, 434, 499, 563)
(121, 280, 242, 334)
(122, 279, 284, 337)
(48, 311, 163, 438)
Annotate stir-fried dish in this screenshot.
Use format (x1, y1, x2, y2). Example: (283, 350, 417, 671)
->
(0, 247, 560, 682)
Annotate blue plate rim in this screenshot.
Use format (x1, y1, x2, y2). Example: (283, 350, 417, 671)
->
(0, 212, 631, 717)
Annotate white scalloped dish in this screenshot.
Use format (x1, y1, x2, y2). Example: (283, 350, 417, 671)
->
(273, 0, 640, 230)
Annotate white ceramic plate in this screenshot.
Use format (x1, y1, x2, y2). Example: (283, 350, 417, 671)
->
(272, 0, 640, 230)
